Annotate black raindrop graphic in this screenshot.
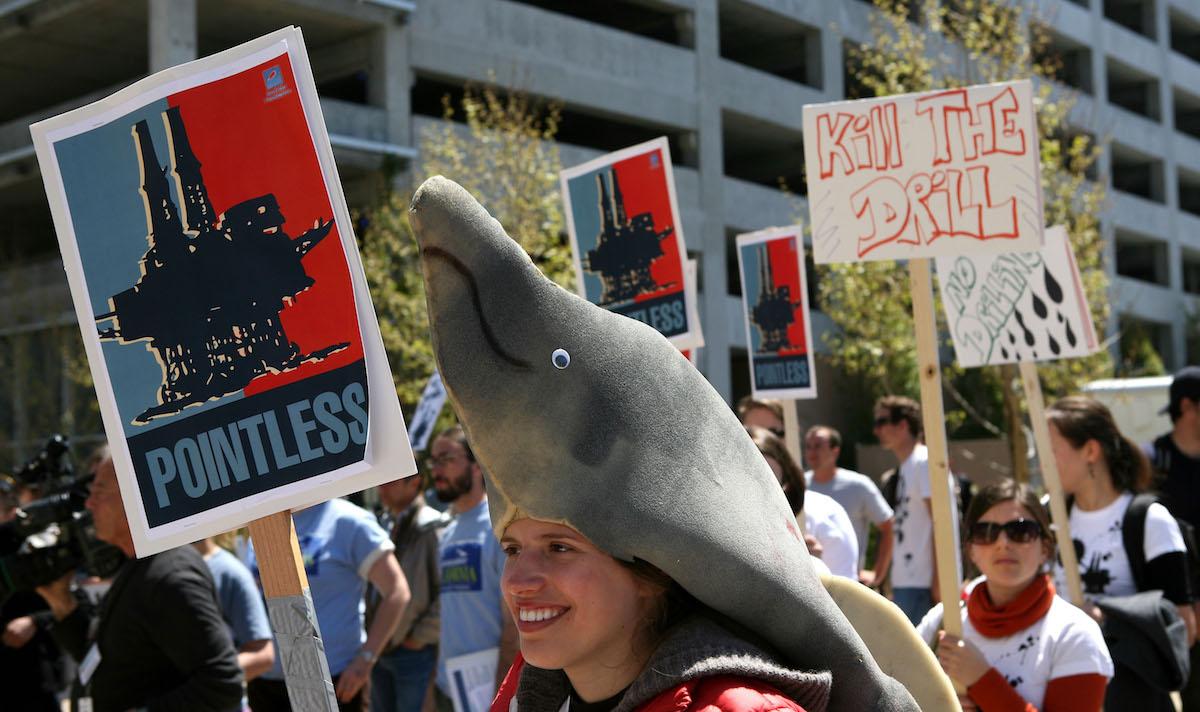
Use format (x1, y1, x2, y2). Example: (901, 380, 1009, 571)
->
(1048, 334, 1061, 355)
(1032, 292, 1048, 319)
(1013, 310, 1036, 346)
(1057, 312, 1064, 323)
(1001, 346, 1009, 359)
(1009, 332, 1017, 345)
(1045, 267, 1064, 304)
(1065, 319, 1077, 347)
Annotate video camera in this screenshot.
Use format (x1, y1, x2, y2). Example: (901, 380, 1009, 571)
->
(0, 435, 125, 603)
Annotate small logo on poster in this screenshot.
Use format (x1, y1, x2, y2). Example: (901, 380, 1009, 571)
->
(649, 153, 660, 169)
(262, 65, 292, 102)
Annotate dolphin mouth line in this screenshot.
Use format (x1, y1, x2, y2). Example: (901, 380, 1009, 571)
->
(421, 245, 532, 370)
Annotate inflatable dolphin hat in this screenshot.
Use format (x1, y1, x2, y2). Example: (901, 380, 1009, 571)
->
(409, 176, 920, 712)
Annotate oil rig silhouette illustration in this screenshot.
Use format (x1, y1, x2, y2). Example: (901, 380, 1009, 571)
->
(584, 168, 674, 303)
(749, 245, 800, 353)
(95, 106, 348, 424)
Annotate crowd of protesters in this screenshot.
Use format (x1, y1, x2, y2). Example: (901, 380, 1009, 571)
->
(2, 367, 1198, 711)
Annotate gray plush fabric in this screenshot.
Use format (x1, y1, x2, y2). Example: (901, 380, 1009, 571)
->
(409, 176, 918, 711)
(513, 616, 832, 712)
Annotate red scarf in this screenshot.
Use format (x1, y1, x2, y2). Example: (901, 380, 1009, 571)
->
(967, 574, 1055, 638)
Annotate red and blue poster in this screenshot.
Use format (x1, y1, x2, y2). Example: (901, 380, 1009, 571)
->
(31, 28, 415, 555)
(736, 226, 818, 400)
(560, 137, 701, 348)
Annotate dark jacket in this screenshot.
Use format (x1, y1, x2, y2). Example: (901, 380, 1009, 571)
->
(370, 496, 449, 651)
(492, 615, 830, 712)
(49, 546, 243, 711)
(1096, 590, 1190, 712)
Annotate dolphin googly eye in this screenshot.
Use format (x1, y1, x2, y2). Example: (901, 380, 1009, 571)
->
(551, 349, 571, 370)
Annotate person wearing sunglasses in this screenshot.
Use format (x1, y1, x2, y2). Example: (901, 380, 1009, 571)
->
(1047, 395, 1195, 712)
(916, 481, 1112, 712)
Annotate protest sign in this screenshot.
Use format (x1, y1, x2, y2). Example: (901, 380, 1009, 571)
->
(937, 225, 1097, 367)
(446, 648, 499, 712)
(735, 227, 817, 400)
(408, 370, 447, 452)
(683, 258, 703, 349)
(802, 80, 1043, 264)
(561, 137, 700, 347)
(31, 27, 415, 556)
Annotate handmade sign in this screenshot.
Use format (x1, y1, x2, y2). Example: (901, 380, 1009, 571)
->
(561, 137, 700, 347)
(408, 371, 447, 452)
(735, 226, 817, 400)
(802, 80, 1043, 263)
(31, 27, 415, 556)
(679, 260, 702, 365)
(937, 225, 1097, 367)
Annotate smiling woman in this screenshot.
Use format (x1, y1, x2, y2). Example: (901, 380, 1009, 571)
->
(493, 516, 824, 712)
(915, 481, 1112, 712)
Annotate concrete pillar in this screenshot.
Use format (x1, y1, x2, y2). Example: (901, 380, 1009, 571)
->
(149, 0, 198, 73)
(692, 0, 732, 400)
(368, 21, 413, 188)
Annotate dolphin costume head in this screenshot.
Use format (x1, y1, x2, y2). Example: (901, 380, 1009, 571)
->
(409, 176, 920, 712)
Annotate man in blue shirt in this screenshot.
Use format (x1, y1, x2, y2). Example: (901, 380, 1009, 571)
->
(245, 498, 410, 711)
(431, 425, 518, 711)
(195, 536, 274, 681)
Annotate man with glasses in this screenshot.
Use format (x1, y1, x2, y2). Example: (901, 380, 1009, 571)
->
(430, 425, 518, 712)
(804, 425, 895, 588)
(873, 396, 953, 625)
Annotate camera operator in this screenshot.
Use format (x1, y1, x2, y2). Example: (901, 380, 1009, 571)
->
(1, 475, 64, 711)
(36, 449, 243, 711)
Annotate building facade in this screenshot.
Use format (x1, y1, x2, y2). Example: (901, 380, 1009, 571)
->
(0, 0, 1197, 463)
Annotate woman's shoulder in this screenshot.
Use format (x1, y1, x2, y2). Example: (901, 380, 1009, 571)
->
(1042, 597, 1114, 677)
(1044, 596, 1105, 637)
(641, 675, 810, 712)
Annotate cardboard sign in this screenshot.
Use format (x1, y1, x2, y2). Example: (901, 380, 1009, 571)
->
(735, 227, 818, 400)
(31, 27, 415, 555)
(407, 371, 447, 452)
(937, 225, 1097, 367)
(561, 138, 700, 347)
(802, 80, 1044, 264)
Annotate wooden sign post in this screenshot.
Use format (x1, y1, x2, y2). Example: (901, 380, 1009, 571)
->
(1019, 362, 1085, 606)
(248, 512, 339, 710)
(909, 260, 965, 638)
(783, 402, 804, 470)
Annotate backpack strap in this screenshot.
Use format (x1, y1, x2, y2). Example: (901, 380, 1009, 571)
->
(1122, 493, 1157, 592)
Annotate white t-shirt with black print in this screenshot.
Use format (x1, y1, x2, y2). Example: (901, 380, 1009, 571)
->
(1053, 491, 1185, 599)
(916, 594, 1113, 707)
(893, 444, 958, 588)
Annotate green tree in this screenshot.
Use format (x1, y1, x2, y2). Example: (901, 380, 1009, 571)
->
(826, 0, 1112, 479)
(360, 81, 571, 432)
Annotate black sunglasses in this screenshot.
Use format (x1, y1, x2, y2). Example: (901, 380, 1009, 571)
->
(872, 416, 894, 427)
(967, 519, 1043, 545)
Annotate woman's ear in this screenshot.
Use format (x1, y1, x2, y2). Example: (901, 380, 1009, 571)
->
(1082, 438, 1103, 465)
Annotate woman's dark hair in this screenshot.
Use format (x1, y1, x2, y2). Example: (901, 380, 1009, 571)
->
(434, 424, 476, 462)
(746, 425, 805, 515)
(620, 558, 700, 641)
(1046, 395, 1151, 493)
(964, 480, 1055, 564)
